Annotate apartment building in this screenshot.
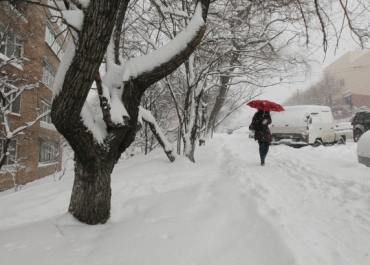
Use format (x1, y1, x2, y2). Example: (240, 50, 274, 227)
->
(323, 51, 370, 118)
(0, 1, 66, 190)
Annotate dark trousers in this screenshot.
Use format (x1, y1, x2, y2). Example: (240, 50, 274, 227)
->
(258, 141, 270, 164)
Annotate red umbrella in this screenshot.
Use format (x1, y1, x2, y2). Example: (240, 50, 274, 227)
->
(247, 100, 284, 112)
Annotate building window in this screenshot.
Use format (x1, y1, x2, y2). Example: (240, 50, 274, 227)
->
(42, 61, 55, 88)
(40, 101, 52, 124)
(47, 0, 68, 37)
(0, 24, 23, 59)
(340, 79, 346, 87)
(0, 139, 17, 166)
(4, 87, 21, 114)
(344, 95, 353, 107)
(45, 24, 64, 60)
(39, 141, 59, 163)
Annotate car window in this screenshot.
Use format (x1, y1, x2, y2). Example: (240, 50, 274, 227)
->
(354, 113, 365, 122)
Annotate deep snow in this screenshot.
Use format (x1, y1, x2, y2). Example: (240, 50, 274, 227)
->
(1, 133, 370, 265)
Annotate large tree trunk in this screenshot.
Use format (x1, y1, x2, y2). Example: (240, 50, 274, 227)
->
(68, 156, 115, 225)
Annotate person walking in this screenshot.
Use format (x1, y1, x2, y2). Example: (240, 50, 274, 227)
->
(250, 110, 272, 166)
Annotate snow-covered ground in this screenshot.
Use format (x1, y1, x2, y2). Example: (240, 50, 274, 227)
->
(1, 133, 370, 265)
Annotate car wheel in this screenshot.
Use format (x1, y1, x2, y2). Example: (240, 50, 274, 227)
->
(313, 139, 323, 147)
(354, 129, 362, 142)
(338, 136, 346, 145)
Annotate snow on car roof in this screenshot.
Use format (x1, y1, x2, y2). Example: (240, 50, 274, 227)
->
(271, 105, 330, 127)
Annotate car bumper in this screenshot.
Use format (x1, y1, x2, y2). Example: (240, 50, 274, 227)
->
(358, 156, 370, 167)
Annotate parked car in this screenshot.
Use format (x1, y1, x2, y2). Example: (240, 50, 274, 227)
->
(270, 105, 350, 147)
(352, 110, 370, 142)
(222, 126, 249, 135)
(335, 122, 353, 140)
(357, 130, 370, 167)
(232, 126, 250, 134)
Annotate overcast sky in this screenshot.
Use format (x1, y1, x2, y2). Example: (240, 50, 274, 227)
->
(226, 28, 366, 129)
(261, 25, 365, 105)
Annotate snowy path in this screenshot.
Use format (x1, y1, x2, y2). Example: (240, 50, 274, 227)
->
(219, 134, 370, 265)
(0, 133, 369, 265)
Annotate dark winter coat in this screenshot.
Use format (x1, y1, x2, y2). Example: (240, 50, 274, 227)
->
(250, 110, 272, 142)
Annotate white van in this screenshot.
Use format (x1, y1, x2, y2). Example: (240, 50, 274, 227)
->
(270, 105, 346, 146)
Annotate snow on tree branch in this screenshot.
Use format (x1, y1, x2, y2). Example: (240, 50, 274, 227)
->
(80, 99, 107, 144)
(150, 0, 189, 19)
(100, 34, 129, 127)
(139, 106, 176, 162)
(52, 37, 76, 99)
(10, 111, 51, 137)
(61, 10, 84, 32)
(122, 2, 206, 83)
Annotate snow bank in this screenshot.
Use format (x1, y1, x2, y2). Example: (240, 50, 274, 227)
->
(1, 135, 370, 265)
(357, 130, 370, 157)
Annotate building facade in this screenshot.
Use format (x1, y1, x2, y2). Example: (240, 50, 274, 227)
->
(323, 51, 370, 118)
(0, 1, 66, 190)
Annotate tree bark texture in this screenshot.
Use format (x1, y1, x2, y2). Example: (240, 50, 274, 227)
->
(69, 156, 115, 224)
(188, 95, 202, 162)
(183, 89, 203, 163)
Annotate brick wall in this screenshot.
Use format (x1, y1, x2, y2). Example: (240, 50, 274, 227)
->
(352, 94, 370, 109)
(0, 1, 64, 191)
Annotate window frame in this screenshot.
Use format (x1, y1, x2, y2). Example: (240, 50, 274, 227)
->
(344, 95, 352, 106)
(45, 23, 65, 60)
(4, 87, 21, 115)
(0, 138, 17, 166)
(40, 100, 52, 124)
(42, 60, 56, 89)
(39, 140, 59, 164)
(47, 0, 68, 37)
(0, 23, 23, 59)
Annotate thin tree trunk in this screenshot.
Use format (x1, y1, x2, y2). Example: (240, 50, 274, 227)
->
(0, 138, 11, 170)
(184, 90, 202, 163)
(206, 76, 229, 138)
(68, 156, 114, 225)
(187, 150, 195, 163)
(145, 122, 148, 154)
(199, 92, 208, 146)
(144, 121, 176, 162)
(206, 51, 239, 138)
(177, 127, 181, 154)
